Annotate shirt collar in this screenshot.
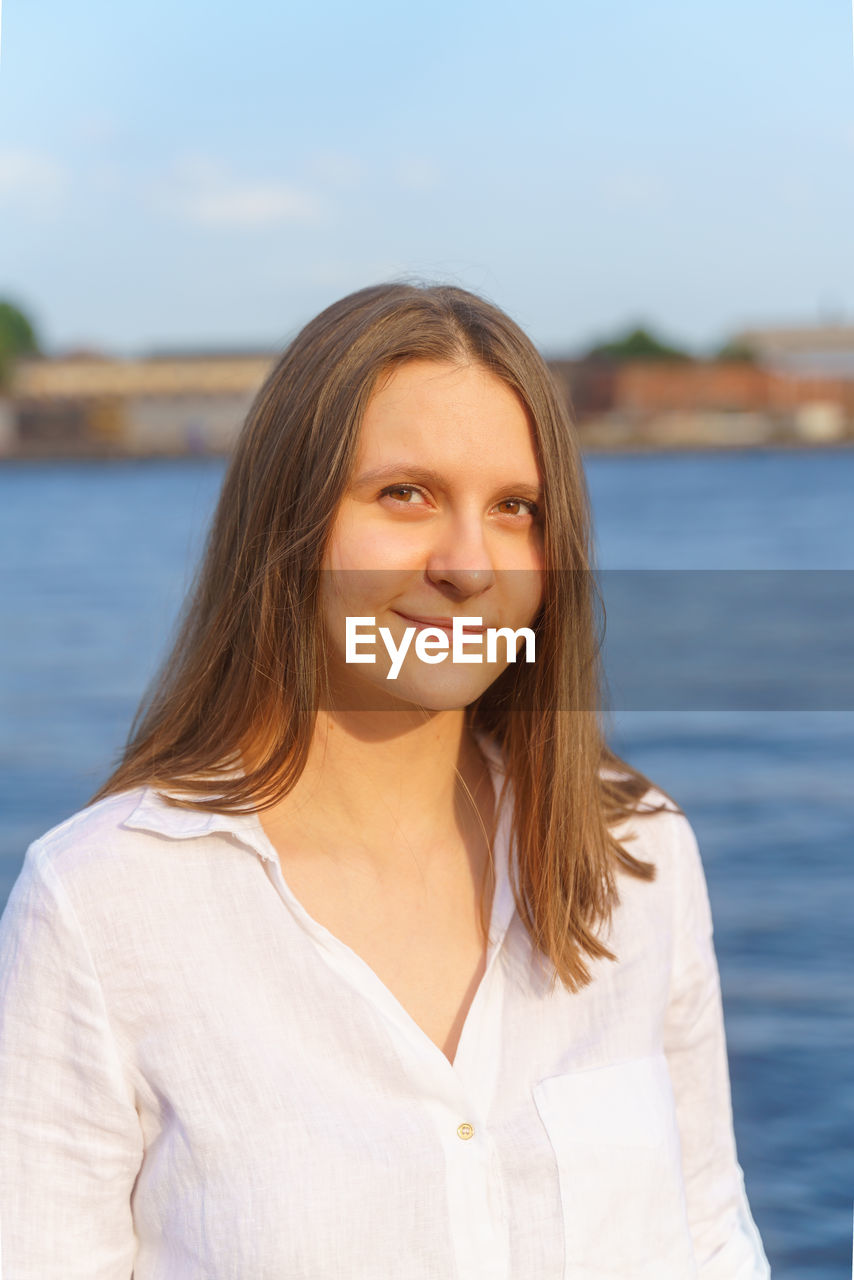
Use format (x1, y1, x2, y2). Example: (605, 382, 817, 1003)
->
(121, 727, 509, 867)
(121, 777, 278, 862)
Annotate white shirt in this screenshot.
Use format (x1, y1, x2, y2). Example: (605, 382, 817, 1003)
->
(0, 733, 770, 1279)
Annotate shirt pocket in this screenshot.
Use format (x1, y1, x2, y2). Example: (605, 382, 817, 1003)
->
(533, 1053, 697, 1280)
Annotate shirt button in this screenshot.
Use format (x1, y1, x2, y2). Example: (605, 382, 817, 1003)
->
(457, 1122, 474, 1140)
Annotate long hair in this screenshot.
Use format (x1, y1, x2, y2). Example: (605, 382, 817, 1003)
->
(92, 282, 668, 992)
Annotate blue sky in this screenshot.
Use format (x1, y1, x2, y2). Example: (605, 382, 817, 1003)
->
(1, 0, 852, 356)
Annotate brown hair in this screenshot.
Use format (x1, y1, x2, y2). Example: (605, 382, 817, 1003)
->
(92, 282, 670, 992)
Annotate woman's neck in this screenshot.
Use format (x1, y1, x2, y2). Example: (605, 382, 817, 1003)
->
(255, 709, 494, 878)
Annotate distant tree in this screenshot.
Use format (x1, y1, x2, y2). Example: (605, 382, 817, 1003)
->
(0, 300, 41, 389)
(714, 339, 758, 363)
(583, 326, 693, 363)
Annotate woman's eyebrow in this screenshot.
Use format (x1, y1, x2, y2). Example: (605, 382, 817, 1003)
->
(354, 463, 543, 501)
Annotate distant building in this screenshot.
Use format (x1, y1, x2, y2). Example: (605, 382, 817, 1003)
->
(2, 333, 853, 458)
(550, 349, 854, 449)
(732, 324, 854, 378)
(3, 350, 276, 456)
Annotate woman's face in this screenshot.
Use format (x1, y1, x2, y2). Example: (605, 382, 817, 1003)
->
(319, 358, 545, 712)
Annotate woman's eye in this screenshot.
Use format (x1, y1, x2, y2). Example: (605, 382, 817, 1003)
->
(495, 497, 539, 518)
(379, 484, 426, 506)
(378, 486, 539, 519)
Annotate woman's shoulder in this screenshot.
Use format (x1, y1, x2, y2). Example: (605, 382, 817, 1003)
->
(1, 790, 152, 942)
(26, 788, 150, 866)
(14, 787, 189, 913)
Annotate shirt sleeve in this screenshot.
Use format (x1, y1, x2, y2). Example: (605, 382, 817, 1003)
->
(662, 813, 771, 1279)
(0, 842, 143, 1279)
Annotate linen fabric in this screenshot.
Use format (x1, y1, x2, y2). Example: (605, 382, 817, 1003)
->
(0, 734, 770, 1278)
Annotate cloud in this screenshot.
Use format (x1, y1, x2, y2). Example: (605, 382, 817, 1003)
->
(157, 156, 323, 228)
(0, 148, 66, 206)
(187, 185, 319, 227)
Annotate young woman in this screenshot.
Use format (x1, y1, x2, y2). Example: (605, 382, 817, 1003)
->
(0, 283, 770, 1278)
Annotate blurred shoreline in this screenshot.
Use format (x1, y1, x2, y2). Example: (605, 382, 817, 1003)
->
(3, 341, 853, 459)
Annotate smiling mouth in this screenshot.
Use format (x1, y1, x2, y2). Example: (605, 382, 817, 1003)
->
(392, 611, 487, 637)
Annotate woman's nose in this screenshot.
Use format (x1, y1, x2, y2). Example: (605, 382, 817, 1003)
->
(424, 515, 496, 598)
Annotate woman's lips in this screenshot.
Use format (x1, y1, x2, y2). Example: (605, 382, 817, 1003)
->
(392, 611, 486, 638)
